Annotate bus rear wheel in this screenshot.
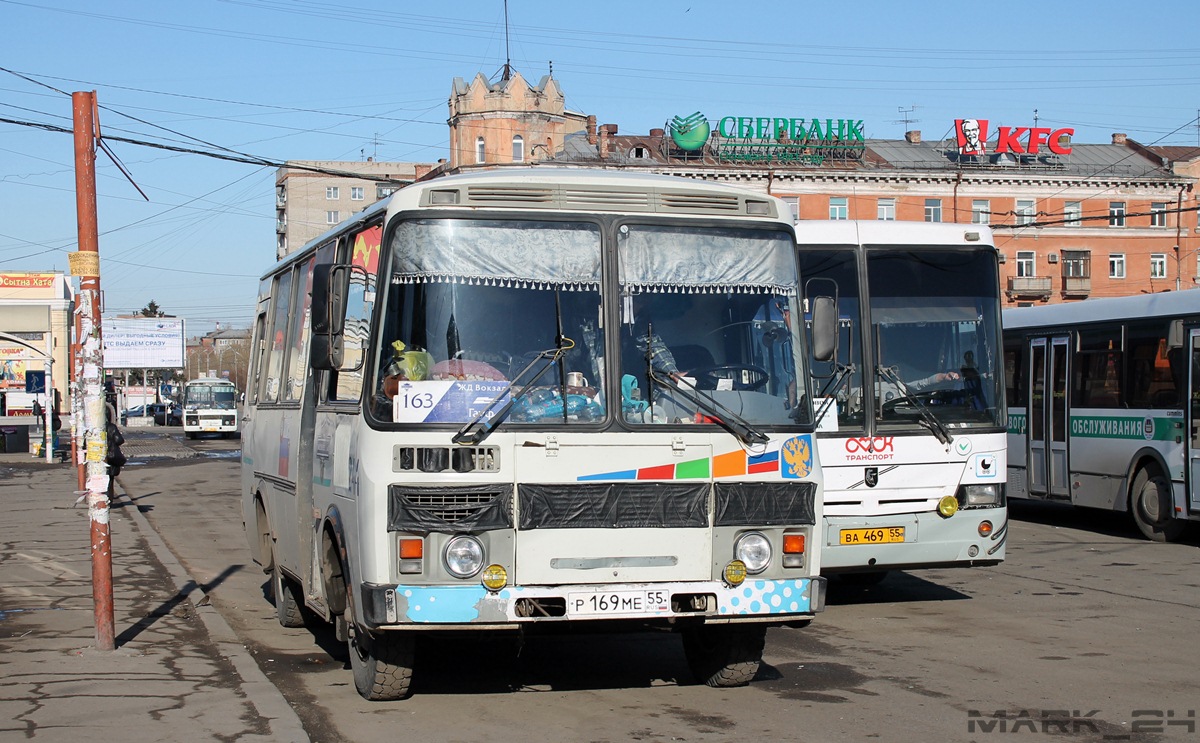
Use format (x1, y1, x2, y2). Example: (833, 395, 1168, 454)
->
(1130, 466, 1186, 543)
(345, 581, 414, 700)
(681, 624, 766, 688)
(271, 555, 306, 628)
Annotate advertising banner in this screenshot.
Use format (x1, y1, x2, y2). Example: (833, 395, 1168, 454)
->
(103, 318, 185, 369)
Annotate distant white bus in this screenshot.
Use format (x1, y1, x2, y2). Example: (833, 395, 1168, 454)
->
(182, 377, 239, 439)
(1004, 291, 1200, 541)
(241, 168, 836, 700)
(798, 221, 1008, 582)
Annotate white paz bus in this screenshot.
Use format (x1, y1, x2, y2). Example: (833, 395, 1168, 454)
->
(241, 169, 837, 700)
(182, 377, 239, 438)
(1004, 291, 1200, 541)
(797, 221, 1008, 582)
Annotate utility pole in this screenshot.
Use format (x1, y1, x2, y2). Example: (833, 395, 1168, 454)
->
(69, 90, 114, 651)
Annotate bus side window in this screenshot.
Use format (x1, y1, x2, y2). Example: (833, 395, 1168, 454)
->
(262, 269, 294, 404)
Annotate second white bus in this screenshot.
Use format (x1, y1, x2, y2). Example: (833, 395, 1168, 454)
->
(798, 221, 1008, 581)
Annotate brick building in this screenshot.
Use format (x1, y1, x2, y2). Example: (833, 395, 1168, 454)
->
(519, 119, 1200, 308)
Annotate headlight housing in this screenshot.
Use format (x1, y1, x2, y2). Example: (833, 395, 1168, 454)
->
(444, 536, 485, 578)
(734, 532, 772, 574)
(958, 483, 1003, 508)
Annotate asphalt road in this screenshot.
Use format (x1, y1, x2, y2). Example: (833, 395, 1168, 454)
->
(118, 434, 1200, 743)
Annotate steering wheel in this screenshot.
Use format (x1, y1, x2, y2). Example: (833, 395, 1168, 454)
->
(881, 389, 953, 413)
(691, 364, 769, 392)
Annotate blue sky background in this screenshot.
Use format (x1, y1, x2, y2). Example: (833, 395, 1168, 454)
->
(3, 0, 1199, 334)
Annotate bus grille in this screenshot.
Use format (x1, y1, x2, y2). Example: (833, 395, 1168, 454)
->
(388, 485, 513, 533)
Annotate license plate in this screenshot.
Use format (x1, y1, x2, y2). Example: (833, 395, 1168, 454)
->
(840, 527, 905, 545)
(567, 589, 671, 617)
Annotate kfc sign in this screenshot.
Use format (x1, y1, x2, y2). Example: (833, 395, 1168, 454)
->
(955, 119, 1074, 156)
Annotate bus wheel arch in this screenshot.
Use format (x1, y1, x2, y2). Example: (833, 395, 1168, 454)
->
(253, 494, 272, 572)
(1127, 457, 1186, 542)
(320, 519, 348, 618)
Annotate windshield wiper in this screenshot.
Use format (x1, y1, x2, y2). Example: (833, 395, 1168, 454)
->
(451, 346, 566, 446)
(643, 368, 770, 448)
(875, 365, 953, 445)
(813, 362, 856, 425)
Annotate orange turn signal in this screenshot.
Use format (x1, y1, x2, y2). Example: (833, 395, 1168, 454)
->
(399, 538, 424, 559)
(783, 534, 806, 554)
(978, 521, 994, 537)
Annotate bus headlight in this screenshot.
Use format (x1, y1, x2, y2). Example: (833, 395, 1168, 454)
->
(444, 536, 484, 578)
(959, 483, 1002, 508)
(734, 532, 772, 574)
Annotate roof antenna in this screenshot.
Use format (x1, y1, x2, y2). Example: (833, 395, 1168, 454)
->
(502, 0, 512, 81)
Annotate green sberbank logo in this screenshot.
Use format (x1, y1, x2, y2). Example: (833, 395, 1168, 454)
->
(669, 112, 711, 151)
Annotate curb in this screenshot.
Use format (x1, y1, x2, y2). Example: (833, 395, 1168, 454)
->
(114, 489, 311, 743)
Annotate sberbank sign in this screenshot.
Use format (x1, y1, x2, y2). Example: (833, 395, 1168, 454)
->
(668, 111, 866, 165)
(716, 116, 865, 143)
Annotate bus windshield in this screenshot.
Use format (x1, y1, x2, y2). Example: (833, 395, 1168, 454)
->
(805, 246, 1002, 431)
(372, 218, 603, 425)
(185, 381, 238, 409)
(868, 248, 1002, 430)
(370, 218, 808, 429)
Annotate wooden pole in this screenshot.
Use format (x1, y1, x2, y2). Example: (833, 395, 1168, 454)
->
(72, 90, 114, 651)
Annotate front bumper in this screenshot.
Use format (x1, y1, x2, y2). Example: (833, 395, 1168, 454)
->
(359, 576, 826, 628)
(821, 510, 1007, 572)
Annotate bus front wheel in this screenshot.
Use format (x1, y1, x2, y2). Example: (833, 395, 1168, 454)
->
(681, 624, 766, 688)
(345, 579, 414, 700)
(1130, 466, 1186, 543)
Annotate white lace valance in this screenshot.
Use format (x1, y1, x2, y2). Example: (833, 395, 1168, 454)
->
(389, 219, 601, 291)
(619, 226, 796, 296)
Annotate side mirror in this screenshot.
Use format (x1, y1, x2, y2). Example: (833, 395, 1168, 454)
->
(810, 295, 837, 363)
(311, 263, 351, 370)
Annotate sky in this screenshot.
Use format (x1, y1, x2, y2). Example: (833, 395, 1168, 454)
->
(3, 0, 1199, 335)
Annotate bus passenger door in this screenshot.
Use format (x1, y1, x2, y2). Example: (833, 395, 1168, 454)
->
(1027, 335, 1070, 499)
(1189, 329, 1200, 513)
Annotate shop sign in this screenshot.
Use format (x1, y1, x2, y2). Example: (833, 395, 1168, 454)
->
(955, 119, 1074, 156)
(0, 273, 56, 290)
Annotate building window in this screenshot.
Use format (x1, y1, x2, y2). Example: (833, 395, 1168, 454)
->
(829, 197, 848, 220)
(351, 186, 364, 201)
(1150, 254, 1167, 279)
(1063, 201, 1082, 227)
(1061, 250, 1090, 278)
(376, 184, 397, 200)
(1151, 202, 1168, 227)
(512, 135, 524, 162)
(475, 137, 486, 164)
(326, 211, 340, 225)
(1016, 251, 1035, 277)
(782, 196, 799, 224)
(924, 198, 942, 223)
(877, 198, 895, 221)
(971, 200, 989, 225)
(1108, 201, 1126, 227)
(1109, 253, 1125, 278)
(1016, 199, 1036, 226)
(326, 186, 339, 200)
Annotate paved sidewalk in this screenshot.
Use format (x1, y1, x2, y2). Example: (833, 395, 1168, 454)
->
(0, 456, 308, 742)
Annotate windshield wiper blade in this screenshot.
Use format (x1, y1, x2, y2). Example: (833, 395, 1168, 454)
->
(646, 369, 770, 447)
(876, 365, 953, 445)
(813, 362, 856, 426)
(451, 347, 563, 446)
